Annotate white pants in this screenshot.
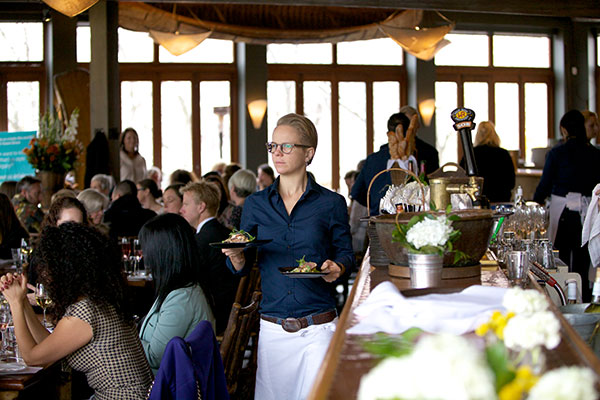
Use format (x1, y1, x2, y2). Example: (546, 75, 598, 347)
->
(255, 318, 337, 400)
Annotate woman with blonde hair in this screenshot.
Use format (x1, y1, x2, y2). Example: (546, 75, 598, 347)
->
(582, 110, 599, 145)
(460, 120, 515, 202)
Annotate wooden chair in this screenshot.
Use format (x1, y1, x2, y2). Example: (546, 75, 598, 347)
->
(220, 291, 262, 397)
(234, 264, 261, 307)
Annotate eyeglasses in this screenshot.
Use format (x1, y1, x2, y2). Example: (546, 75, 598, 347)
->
(265, 142, 310, 154)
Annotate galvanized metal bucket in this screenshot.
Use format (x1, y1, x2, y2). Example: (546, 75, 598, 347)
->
(408, 253, 443, 289)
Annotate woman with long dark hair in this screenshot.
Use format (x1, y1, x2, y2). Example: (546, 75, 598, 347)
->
(41, 196, 88, 229)
(137, 178, 163, 214)
(138, 213, 215, 374)
(0, 193, 28, 260)
(0, 223, 152, 399)
(120, 127, 147, 183)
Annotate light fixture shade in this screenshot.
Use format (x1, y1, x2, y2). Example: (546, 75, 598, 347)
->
(43, 0, 99, 18)
(248, 100, 268, 130)
(149, 30, 211, 57)
(418, 98, 436, 127)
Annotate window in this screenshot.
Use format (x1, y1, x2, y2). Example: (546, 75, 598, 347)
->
(77, 26, 91, 63)
(373, 82, 400, 148)
(267, 43, 333, 64)
(8, 82, 40, 132)
(435, 32, 553, 166)
(337, 38, 403, 65)
(339, 82, 366, 198)
(493, 35, 550, 68)
(0, 23, 43, 62)
(304, 81, 332, 188)
(434, 33, 489, 67)
(200, 81, 231, 173)
(161, 81, 193, 183)
(118, 28, 154, 63)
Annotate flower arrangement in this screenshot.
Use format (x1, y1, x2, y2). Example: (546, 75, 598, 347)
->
(23, 109, 83, 173)
(358, 287, 598, 400)
(392, 206, 464, 262)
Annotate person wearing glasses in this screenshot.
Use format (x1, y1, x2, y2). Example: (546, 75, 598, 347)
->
(222, 113, 354, 400)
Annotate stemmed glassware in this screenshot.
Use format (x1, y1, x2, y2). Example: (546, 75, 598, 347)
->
(121, 237, 132, 273)
(35, 283, 52, 329)
(0, 301, 11, 356)
(132, 239, 143, 276)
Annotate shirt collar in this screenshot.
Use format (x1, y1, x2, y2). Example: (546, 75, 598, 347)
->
(196, 216, 215, 233)
(267, 173, 320, 200)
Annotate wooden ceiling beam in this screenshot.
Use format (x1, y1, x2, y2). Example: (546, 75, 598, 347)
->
(126, 0, 600, 19)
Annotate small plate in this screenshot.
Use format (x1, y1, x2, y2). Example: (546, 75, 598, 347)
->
(0, 362, 27, 372)
(209, 239, 272, 249)
(278, 267, 328, 278)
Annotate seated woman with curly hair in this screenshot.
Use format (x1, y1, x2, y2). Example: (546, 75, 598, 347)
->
(138, 213, 215, 374)
(0, 223, 153, 399)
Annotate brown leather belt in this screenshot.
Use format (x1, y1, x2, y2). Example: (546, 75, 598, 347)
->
(261, 310, 337, 333)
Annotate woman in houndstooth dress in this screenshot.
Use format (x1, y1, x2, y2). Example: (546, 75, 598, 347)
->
(1, 223, 153, 400)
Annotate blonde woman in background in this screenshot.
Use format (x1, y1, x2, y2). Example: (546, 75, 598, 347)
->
(77, 188, 110, 235)
(582, 110, 599, 146)
(460, 121, 515, 203)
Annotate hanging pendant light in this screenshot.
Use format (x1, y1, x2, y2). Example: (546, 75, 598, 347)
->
(149, 30, 211, 56)
(379, 10, 454, 61)
(43, 0, 99, 18)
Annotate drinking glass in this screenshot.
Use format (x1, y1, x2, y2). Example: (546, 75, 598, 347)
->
(121, 237, 132, 273)
(35, 283, 52, 329)
(132, 239, 143, 276)
(507, 250, 530, 288)
(10, 249, 20, 273)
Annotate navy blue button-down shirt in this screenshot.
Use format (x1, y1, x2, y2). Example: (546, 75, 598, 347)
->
(226, 174, 355, 319)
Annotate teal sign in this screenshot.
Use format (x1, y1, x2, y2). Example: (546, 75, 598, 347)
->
(0, 131, 36, 182)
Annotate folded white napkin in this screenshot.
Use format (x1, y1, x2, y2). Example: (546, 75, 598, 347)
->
(386, 155, 418, 173)
(582, 183, 600, 268)
(347, 281, 507, 335)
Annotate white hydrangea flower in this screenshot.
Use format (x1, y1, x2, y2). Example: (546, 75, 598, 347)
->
(406, 215, 454, 250)
(503, 311, 560, 350)
(528, 366, 597, 400)
(358, 334, 497, 400)
(503, 287, 549, 316)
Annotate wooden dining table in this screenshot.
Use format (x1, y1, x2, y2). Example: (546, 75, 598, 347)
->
(0, 362, 69, 400)
(308, 249, 600, 399)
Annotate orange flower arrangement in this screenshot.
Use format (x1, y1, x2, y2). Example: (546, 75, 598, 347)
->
(23, 109, 83, 173)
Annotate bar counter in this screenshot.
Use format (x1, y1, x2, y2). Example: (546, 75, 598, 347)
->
(308, 249, 600, 399)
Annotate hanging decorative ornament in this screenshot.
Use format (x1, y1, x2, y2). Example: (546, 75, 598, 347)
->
(43, 0, 99, 18)
(149, 30, 212, 56)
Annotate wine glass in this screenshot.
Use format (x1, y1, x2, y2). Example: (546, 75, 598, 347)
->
(132, 239, 143, 276)
(121, 237, 132, 273)
(35, 283, 52, 329)
(0, 301, 11, 356)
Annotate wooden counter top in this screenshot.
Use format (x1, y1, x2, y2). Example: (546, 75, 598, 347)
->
(308, 250, 600, 399)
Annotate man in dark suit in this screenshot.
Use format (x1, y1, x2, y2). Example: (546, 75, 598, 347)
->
(180, 181, 239, 334)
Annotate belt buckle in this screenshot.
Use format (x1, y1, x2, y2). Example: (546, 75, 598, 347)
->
(282, 318, 302, 333)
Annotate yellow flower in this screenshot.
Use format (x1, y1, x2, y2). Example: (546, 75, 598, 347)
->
(499, 366, 539, 400)
(477, 311, 515, 339)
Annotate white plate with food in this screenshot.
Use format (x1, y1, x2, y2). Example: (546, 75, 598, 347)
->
(210, 229, 272, 249)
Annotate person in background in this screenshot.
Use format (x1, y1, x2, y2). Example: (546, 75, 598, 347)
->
(223, 163, 242, 188)
(534, 110, 600, 301)
(90, 174, 114, 198)
(146, 166, 163, 190)
(351, 112, 412, 216)
(50, 188, 77, 205)
(162, 183, 184, 215)
(399, 105, 440, 175)
(0, 223, 153, 399)
(582, 110, 599, 146)
(460, 121, 515, 203)
(169, 169, 194, 186)
(180, 181, 239, 335)
(228, 169, 257, 209)
(104, 180, 156, 239)
(0, 193, 28, 260)
(211, 162, 226, 176)
(0, 181, 17, 201)
(257, 163, 275, 191)
(77, 189, 109, 233)
(42, 197, 87, 229)
(12, 176, 44, 233)
(120, 128, 147, 183)
(346, 168, 368, 259)
(138, 213, 215, 375)
(223, 113, 354, 400)
(137, 179, 163, 214)
(203, 172, 230, 219)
